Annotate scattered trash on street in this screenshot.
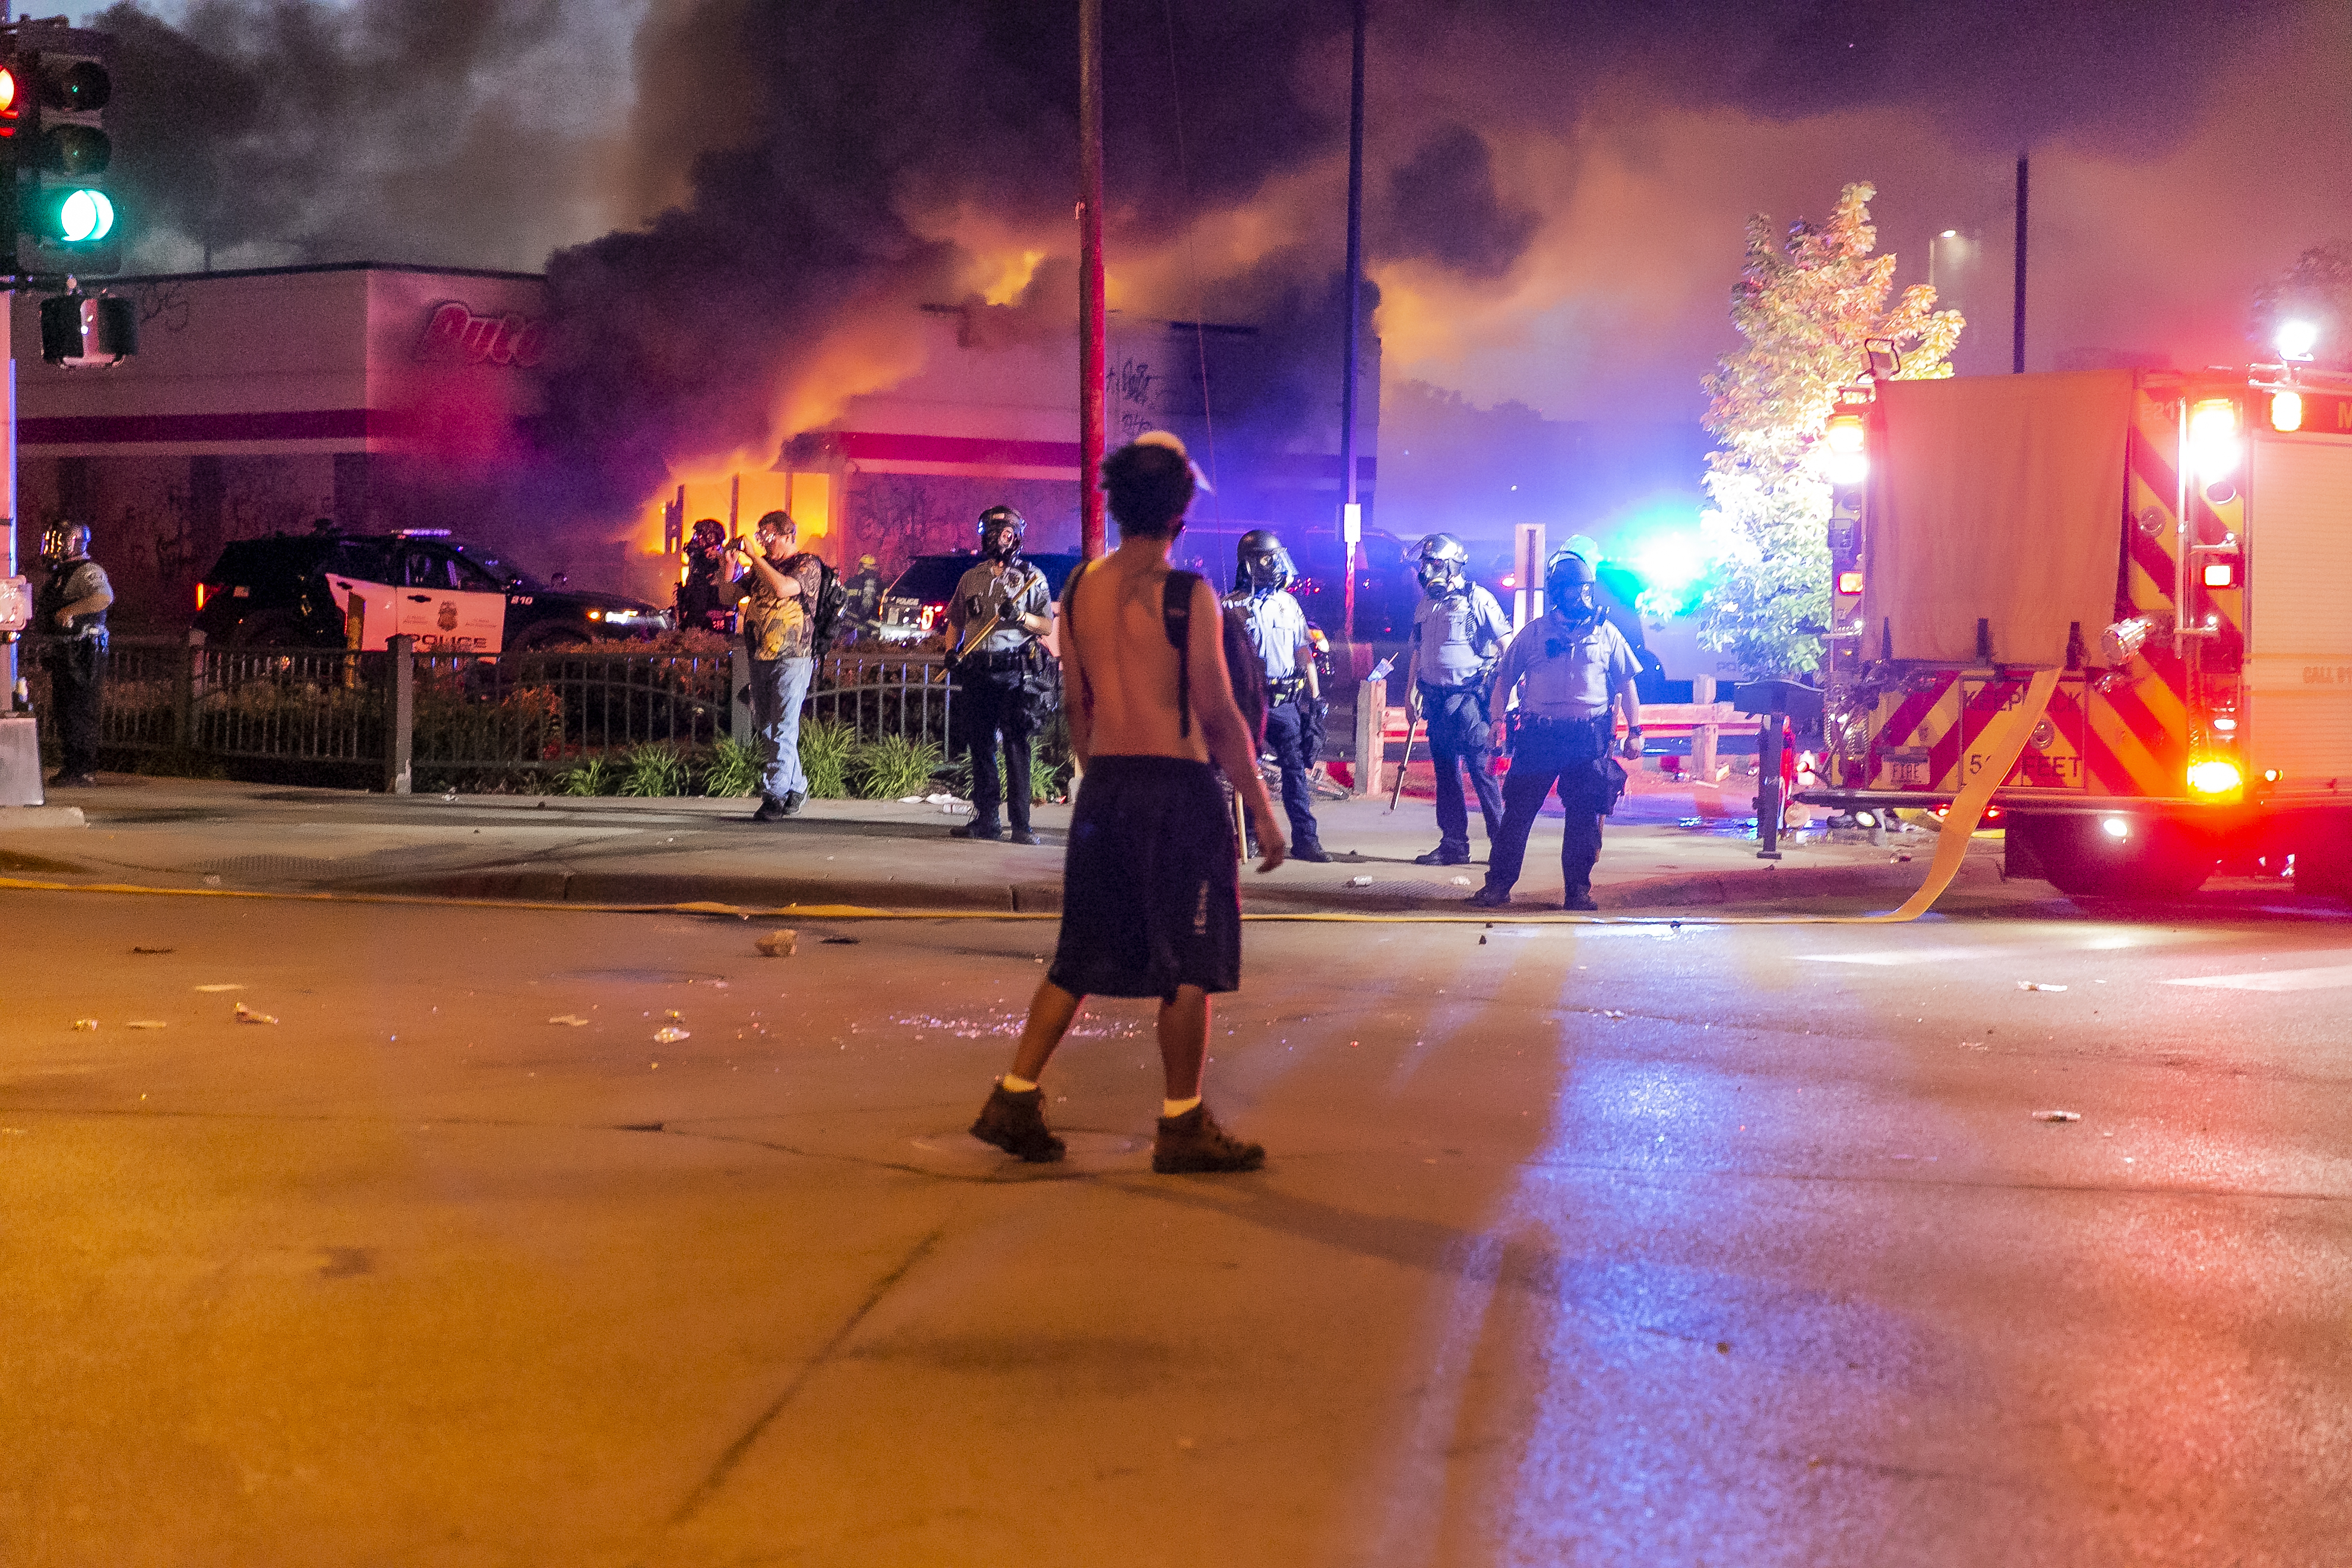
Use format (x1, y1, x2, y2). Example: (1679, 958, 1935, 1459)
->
(131, 946, 172, 955)
(2017, 981, 2068, 992)
(194, 984, 244, 992)
(897, 795, 923, 804)
(548, 1014, 590, 1027)
(125, 1021, 166, 1030)
(2031, 1109, 2082, 1122)
(201, 875, 222, 886)
(652, 1026, 690, 1044)
(757, 929, 798, 957)
(71, 1018, 97, 1031)
(1478, 934, 1487, 945)
(821, 935, 859, 946)
(1346, 875, 1373, 887)
(1449, 875, 1472, 886)
(233, 1003, 278, 1025)
(1957, 1041, 1990, 1051)
(1602, 1009, 1628, 1020)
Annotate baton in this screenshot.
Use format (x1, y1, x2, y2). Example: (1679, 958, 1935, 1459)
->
(1389, 712, 1421, 813)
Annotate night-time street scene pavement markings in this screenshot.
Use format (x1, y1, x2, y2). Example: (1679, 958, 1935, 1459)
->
(5, 0, 2352, 1562)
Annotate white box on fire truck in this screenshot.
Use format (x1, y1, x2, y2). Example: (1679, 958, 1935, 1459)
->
(1809, 363, 2352, 898)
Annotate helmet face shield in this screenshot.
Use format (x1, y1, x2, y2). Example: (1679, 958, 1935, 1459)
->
(1235, 529, 1293, 593)
(1544, 548, 1601, 625)
(39, 523, 90, 563)
(978, 505, 1026, 561)
(1414, 533, 1468, 599)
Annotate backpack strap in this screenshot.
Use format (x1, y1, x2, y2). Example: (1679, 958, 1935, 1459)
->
(1162, 570, 1202, 739)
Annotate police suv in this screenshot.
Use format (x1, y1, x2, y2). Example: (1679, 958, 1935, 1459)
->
(192, 529, 672, 653)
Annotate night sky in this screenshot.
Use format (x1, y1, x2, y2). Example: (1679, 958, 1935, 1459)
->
(86, 0, 2352, 531)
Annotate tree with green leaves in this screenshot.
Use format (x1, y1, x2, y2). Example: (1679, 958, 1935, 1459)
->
(1698, 182, 1962, 676)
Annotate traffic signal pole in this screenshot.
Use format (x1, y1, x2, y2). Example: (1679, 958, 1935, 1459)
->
(1076, 0, 1106, 561)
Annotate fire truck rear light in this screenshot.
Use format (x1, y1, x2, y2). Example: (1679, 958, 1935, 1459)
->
(2212, 715, 2237, 732)
(2264, 769, 2281, 783)
(2189, 399, 2241, 479)
(1836, 570, 1864, 595)
(2271, 391, 2304, 432)
(2100, 816, 2130, 840)
(2204, 561, 2236, 587)
(2186, 758, 2243, 798)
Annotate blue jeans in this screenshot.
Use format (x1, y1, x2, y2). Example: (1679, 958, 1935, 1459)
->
(748, 656, 814, 799)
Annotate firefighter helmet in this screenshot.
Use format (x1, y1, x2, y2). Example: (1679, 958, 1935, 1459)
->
(1415, 533, 1469, 598)
(1235, 528, 1295, 594)
(978, 505, 1026, 561)
(39, 521, 91, 564)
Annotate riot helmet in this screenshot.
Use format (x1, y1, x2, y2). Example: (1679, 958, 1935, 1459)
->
(978, 504, 1026, 562)
(688, 518, 726, 558)
(1545, 545, 1601, 628)
(1415, 533, 1469, 599)
(40, 521, 91, 564)
(1235, 528, 1295, 595)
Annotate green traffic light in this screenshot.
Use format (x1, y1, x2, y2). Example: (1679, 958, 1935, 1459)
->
(61, 189, 113, 242)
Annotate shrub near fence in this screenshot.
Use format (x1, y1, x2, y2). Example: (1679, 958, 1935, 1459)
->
(20, 633, 980, 791)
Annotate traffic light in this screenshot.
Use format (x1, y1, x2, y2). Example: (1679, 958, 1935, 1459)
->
(9, 23, 117, 276)
(40, 289, 137, 367)
(0, 48, 21, 268)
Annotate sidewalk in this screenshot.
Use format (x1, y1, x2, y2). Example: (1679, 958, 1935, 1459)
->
(0, 773, 2002, 915)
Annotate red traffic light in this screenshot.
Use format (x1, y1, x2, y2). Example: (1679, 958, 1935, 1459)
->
(0, 64, 17, 119)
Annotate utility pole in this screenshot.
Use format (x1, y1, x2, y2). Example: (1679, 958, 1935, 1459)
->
(2012, 153, 2028, 375)
(1338, 0, 1365, 638)
(1077, 0, 1107, 560)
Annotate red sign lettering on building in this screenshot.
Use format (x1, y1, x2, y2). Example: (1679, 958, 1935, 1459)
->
(415, 301, 547, 369)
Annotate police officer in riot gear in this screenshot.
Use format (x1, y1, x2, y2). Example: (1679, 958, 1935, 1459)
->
(1468, 545, 1642, 911)
(947, 505, 1055, 844)
(1226, 528, 1332, 861)
(34, 521, 113, 788)
(675, 517, 732, 633)
(1406, 533, 1512, 865)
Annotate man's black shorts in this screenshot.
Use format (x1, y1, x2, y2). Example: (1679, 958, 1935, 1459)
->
(1047, 755, 1240, 1001)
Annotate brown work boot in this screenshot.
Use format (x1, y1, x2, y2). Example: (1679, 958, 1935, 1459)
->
(1152, 1104, 1265, 1174)
(970, 1083, 1065, 1163)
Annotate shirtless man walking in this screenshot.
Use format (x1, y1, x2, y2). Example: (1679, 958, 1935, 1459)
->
(970, 432, 1286, 1173)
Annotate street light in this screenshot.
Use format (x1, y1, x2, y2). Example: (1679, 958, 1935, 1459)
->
(1929, 229, 1961, 295)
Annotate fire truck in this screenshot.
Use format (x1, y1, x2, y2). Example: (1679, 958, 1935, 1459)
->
(1806, 349, 2352, 899)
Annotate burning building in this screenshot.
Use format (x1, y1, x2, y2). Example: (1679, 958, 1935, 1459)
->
(11, 260, 1377, 629)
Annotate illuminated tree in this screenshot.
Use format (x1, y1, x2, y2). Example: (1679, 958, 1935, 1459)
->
(1698, 182, 1962, 676)
(2252, 241, 2352, 368)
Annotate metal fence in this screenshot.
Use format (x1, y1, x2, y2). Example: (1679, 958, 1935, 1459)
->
(16, 634, 963, 789)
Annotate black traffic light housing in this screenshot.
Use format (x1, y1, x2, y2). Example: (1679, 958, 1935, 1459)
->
(5, 22, 117, 278)
(40, 289, 136, 366)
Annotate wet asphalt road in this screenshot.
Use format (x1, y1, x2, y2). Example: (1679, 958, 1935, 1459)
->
(3, 889, 2348, 1566)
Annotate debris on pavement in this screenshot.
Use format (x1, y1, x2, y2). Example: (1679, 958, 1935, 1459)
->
(194, 984, 244, 993)
(1450, 875, 1472, 886)
(1346, 875, 1373, 887)
(548, 1014, 591, 1027)
(1478, 934, 1487, 945)
(233, 1003, 279, 1025)
(757, 929, 798, 957)
(131, 946, 173, 955)
(821, 935, 859, 946)
(2031, 1109, 2082, 1122)
(652, 1026, 690, 1044)
(201, 875, 222, 886)
(125, 1021, 166, 1030)
(1603, 1009, 1628, 1020)
(71, 1018, 97, 1030)
(2017, 981, 2068, 991)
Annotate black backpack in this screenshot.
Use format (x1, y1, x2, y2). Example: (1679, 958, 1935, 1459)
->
(804, 557, 849, 655)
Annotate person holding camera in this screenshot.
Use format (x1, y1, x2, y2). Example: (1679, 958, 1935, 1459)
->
(732, 511, 829, 821)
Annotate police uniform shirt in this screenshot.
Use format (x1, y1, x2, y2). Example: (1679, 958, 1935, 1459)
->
(1492, 610, 1640, 719)
(1238, 589, 1309, 681)
(950, 561, 1049, 656)
(40, 559, 112, 638)
(1413, 584, 1510, 687)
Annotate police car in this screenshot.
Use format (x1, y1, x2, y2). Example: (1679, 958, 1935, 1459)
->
(192, 529, 672, 653)
(875, 551, 1083, 645)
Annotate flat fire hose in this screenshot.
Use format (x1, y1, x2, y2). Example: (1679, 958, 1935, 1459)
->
(0, 674, 2058, 928)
